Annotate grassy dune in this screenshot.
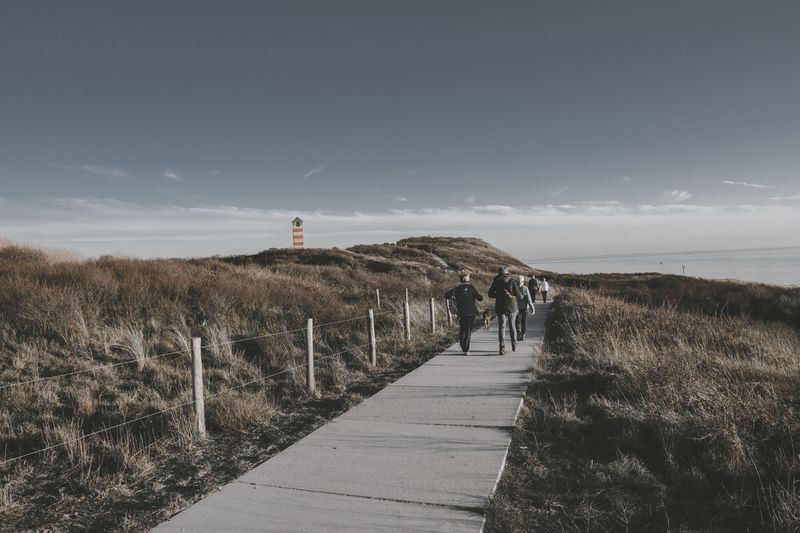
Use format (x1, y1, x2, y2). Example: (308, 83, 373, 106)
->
(0, 237, 531, 531)
(556, 272, 800, 329)
(486, 284, 800, 532)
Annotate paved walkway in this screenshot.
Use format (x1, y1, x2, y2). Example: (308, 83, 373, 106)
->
(153, 303, 549, 533)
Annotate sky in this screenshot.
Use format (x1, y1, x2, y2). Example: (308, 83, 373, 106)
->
(1, 0, 799, 261)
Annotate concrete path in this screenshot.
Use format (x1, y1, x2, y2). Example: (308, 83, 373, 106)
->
(153, 303, 549, 533)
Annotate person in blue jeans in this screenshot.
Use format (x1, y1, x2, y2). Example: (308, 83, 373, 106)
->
(515, 275, 535, 341)
(487, 266, 521, 355)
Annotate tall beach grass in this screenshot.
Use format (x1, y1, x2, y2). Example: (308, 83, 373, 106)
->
(486, 285, 800, 532)
(0, 237, 533, 530)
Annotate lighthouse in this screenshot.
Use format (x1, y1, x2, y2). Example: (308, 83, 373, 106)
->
(291, 217, 304, 249)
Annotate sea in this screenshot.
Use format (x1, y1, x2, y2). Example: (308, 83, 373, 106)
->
(529, 246, 800, 287)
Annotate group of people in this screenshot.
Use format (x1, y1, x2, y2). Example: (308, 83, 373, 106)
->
(444, 267, 550, 355)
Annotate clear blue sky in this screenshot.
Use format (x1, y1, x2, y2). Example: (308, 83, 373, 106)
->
(1, 1, 798, 259)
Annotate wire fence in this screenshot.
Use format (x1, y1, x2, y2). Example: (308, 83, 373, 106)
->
(0, 337, 390, 467)
(0, 311, 392, 392)
(0, 293, 455, 467)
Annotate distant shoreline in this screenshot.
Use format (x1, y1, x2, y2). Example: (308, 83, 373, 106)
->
(529, 246, 799, 287)
(531, 243, 800, 264)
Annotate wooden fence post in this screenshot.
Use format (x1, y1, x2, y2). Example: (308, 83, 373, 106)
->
(405, 288, 409, 305)
(191, 337, 206, 436)
(375, 288, 381, 310)
(368, 309, 377, 366)
(403, 301, 411, 341)
(306, 318, 315, 393)
(429, 298, 436, 334)
(446, 299, 453, 326)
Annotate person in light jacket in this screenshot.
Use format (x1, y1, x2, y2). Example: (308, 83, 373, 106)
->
(540, 277, 550, 303)
(444, 273, 483, 355)
(515, 275, 535, 341)
(487, 266, 520, 355)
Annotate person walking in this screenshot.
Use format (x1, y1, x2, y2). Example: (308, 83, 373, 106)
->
(540, 277, 550, 303)
(444, 273, 483, 355)
(515, 275, 535, 341)
(488, 266, 520, 355)
(528, 274, 540, 302)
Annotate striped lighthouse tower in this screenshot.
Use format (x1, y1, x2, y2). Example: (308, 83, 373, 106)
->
(291, 217, 304, 249)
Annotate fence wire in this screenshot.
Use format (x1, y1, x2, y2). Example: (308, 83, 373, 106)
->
(0, 311, 395, 392)
(0, 337, 391, 467)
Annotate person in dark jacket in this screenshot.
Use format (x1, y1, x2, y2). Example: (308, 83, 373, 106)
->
(444, 273, 483, 354)
(529, 275, 540, 302)
(487, 266, 521, 355)
(515, 275, 535, 341)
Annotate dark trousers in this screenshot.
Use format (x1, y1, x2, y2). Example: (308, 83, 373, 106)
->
(515, 309, 529, 339)
(542, 291, 548, 302)
(458, 315, 474, 352)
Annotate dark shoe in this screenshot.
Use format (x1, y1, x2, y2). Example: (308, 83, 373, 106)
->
(511, 343, 517, 352)
(499, 346, 505, 355)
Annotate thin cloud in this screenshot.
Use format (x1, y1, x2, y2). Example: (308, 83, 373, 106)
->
(578, 200, 622, 205)
(394, 197, 409, 202)
(721, 180, 774, 189)
(47, 162, 130, 178)
(405, 169, 422, 175)
(663, 189, 693, 202)
(638, 203, 716, 215)
(471, 204, 515, 214)
(81, 165, 130, 178)
(162, 170, 185, 182)
(620, 176, 631, 183)
(465, 194, 477, 205)
(5, 197, 797, 258)
(302, 165, 324, 179)
(769, 193, 800, 200)
(549, 185, 568, 196)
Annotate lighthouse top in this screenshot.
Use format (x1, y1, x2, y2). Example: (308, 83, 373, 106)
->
(292, 217, 303, 227)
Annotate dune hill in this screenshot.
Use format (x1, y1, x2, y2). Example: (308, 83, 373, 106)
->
(0, 236, 534, 531)
(556, 271, 800, 329)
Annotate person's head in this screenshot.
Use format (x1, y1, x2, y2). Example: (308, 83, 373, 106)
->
(519, 275, 525, 285)
(460, 273, 470, 283)
(542, 277, 547, 281)
(498, 266, 508, 275)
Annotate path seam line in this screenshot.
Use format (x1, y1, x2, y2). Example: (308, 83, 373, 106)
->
(234, 480, 486, 515)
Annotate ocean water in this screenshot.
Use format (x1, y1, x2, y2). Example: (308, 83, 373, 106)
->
(530, 246, 800, 287)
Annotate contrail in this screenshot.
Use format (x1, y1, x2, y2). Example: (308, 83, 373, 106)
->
(302, 165, 324, 179)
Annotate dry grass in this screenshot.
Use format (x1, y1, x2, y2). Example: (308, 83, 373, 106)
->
(556, 272, 800, 329)
(0, 236, 528, 531)
(485, 287, 800, 532)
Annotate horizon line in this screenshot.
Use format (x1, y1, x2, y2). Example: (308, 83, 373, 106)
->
(529, 243, 800, 264)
